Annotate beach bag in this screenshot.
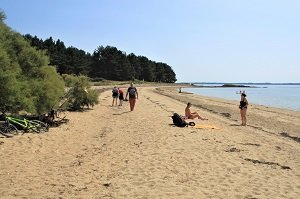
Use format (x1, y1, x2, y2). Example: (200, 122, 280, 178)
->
(172, 113, 188, 127)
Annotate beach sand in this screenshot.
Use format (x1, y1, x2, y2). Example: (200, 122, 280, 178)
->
(0, 86, 299, 198)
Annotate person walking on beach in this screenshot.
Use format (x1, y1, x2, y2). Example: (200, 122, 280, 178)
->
(118, 87, 124, 106)
(125, 83, 138, 111)
(112, 86, 119, 106)
(185, 102, 208, 120)
(239, 93, 248, 126)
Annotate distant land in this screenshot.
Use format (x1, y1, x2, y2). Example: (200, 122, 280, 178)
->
(181, 82, 300, 85)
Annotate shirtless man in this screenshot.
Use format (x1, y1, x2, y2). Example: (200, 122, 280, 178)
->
(185, 102, 208, 120)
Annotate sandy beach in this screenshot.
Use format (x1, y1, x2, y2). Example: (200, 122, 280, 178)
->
(0, 86, 299, 198)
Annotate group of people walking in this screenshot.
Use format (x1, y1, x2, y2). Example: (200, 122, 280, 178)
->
(112, 83, 138, 111)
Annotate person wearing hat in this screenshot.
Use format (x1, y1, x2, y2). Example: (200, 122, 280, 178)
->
(239, 93, 248, 126)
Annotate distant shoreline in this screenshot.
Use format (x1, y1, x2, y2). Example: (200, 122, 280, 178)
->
(179, 82, 300, 86)
(190, 83, 257, 88)
(181, 85, 300, 112)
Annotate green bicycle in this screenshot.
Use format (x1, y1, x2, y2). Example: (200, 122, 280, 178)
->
(1, 112, 49, 133)
(0, 120, 18, 137)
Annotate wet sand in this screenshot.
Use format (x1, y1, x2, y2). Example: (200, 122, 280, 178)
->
(0, 86, 299, 198)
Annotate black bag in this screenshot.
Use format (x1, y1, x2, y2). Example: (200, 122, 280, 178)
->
(112, 88, 118, 95)
(172, 113, 188, 127)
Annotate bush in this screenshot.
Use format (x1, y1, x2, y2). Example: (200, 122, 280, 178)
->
(63, 75, 99, 110)
(62, 74, 79, 87)
(0, 19, 65, 114)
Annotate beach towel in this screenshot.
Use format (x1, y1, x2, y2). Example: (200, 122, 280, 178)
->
(193, 124, 221, 130)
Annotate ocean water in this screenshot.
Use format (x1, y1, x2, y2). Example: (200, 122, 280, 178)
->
(183, 84, 300, 111)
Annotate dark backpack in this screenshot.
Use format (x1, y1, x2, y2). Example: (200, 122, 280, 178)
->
(172, 113, 188, 127)
(112, 88, 118, 95)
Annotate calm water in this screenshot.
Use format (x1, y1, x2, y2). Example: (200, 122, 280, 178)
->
(183, 84, 300, 111)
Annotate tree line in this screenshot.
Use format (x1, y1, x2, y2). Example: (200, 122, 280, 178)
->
(0, 11, 98, 114)
(23, 35, 177, 83)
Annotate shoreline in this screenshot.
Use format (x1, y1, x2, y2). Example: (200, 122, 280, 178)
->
(155, 86, 300, 139)
(181, 86, 300, 112)
(0, 85, 299, 198)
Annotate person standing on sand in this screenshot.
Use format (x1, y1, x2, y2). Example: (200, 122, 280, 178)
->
(125, 83, 138, 111)
(118, 87, 124, 106)
(112, 86, 119, 106)
(185, 102, 208, 120)
(239, 93, 248, 126)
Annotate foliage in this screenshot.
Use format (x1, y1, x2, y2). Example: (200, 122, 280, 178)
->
(24, 34, 177, 83)
(0, 16, 65, 114)
(63, 75, 99, 110)
(62, 74, 79, 87)
(0, 9, 6, 21)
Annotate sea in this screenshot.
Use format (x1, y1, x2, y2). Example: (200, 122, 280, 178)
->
(182, 83, 300, 111)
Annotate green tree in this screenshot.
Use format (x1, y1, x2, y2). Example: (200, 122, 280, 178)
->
(0, 9, 6, 21)
(127, 53, 141, 80)
(139, 56, 155, 81)
(163, 64, 177, 83)
(0, 14, 65, 114)
(23, 33, 178, 83)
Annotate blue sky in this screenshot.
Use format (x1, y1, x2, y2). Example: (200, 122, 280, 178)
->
(1, 0, 299, 83)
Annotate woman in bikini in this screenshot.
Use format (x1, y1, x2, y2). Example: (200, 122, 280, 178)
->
(239, 93, 248, 126)
(185, 102, 208, 120)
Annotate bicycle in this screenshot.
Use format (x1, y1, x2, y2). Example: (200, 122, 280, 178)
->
(0, 120, 18, 137)
(1, 112, 49, 133)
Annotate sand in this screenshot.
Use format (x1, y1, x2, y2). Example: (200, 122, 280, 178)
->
(0, 86, 299, 198)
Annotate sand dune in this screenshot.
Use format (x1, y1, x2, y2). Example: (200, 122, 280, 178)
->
(0, 86, 299, 198)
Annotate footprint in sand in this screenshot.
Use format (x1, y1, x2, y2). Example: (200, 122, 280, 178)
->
(239, 143, 261, 147)
(225, 147, 241, 152)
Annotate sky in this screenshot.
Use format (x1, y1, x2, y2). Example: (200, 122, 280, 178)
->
(1, 0, 299, 83)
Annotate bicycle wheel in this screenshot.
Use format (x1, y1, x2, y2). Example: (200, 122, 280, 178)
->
(30, 120, 49, 133)
(0, 128, 12, 137)
(0, 122, 18, 137)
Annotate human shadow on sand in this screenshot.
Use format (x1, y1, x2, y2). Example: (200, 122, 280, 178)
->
(113, 111, 131, 115)
(230, 124, 243, 127)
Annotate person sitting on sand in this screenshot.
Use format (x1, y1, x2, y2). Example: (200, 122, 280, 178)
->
(185, 102, 208, 120)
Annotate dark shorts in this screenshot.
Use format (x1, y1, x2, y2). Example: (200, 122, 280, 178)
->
(119, 93, 124, 100)
(112, 94, 118, 98)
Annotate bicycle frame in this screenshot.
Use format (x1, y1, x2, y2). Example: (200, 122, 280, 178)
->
(1, 110, 49, 133)
(6, 116, 41, 132)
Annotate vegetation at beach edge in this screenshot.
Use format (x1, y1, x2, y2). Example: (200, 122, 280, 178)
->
(0, 10, 98, 114)
(0, 10, 177, 114)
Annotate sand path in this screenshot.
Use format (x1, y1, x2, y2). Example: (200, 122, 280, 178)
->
(0, 87, 299, 198)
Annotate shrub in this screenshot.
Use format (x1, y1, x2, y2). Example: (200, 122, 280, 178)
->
(63, 75, 99, 110)
(0, 19, 64, 114)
